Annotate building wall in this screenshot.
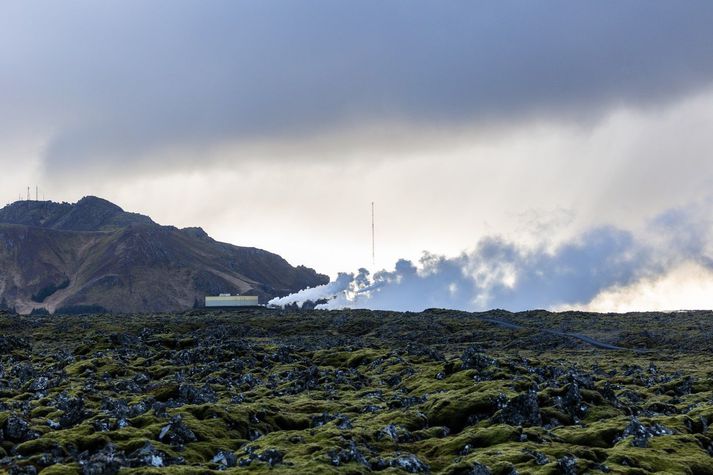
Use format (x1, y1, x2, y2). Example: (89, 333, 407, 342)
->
(205, 295, 259, 307)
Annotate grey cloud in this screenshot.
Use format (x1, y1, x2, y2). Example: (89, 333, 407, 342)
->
(1, 1, 713, 170)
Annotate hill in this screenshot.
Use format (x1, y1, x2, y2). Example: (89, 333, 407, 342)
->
(0, 196, 328, 314)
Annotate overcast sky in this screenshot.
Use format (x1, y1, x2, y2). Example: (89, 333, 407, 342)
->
(3, 1, 713, 311)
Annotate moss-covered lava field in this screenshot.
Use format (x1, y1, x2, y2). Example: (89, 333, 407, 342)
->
(2, 308, 713, 474)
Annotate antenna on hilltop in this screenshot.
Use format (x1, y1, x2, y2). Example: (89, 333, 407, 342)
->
(371, 202, 375, 268)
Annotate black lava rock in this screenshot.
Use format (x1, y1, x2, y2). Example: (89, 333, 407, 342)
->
(128, 442, 184, 468)
(257, 448, 284, 466)
(391, 453, 429, 473)
(615, 417, 674, 448)
(80, 444, 126, 475)
(157, 415, 197, 446)
(460, 346, 496, 371)
(493, 390, 542, 427)
(212, 450, 238, 468)
(178, 383, 217, 404)
(556, 455, 578, 475)
(58, 396, 87, 428)
(3, 415, 38, 442)
(327, 441, 370, 468)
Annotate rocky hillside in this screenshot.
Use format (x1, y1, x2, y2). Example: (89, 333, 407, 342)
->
(0, 197, 328, 314)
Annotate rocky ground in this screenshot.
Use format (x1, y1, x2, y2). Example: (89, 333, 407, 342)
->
(1, 308, 713, 474)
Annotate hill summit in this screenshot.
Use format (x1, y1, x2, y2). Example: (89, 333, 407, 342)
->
(0, 197, 328, 314)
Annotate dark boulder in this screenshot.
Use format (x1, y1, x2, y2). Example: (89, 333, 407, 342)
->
(3, 415, 38, 443)
(468, 463, 492, 475)
(0, 336, 30, 354)
(257, 448, 284, 466)
(556, 455, 578, 475)
(391, 453, 429, 473)
(493, 391, 542, 427)
(614, 417, 674, 448)
(460, 346, 496, 371)
(212, 450, 238, 468)
(523, 448, 549, 465)
(7, 464, 38, 475)
(57, 396, 88, 428)
(157, 415, 197, 446)
(80, 444, 126, 475)
(128, 442, 184, 468)
(178, 383, 217, 405)
(327, 441, 370, 468)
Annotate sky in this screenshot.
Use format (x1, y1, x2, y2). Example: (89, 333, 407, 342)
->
(2, 1, 713, 312)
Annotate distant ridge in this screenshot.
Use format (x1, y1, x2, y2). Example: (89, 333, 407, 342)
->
(0, 197, 328, 314)
(0, 196, 156, 231)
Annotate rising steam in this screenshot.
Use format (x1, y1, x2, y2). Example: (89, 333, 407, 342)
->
(269, 203, 713, 312)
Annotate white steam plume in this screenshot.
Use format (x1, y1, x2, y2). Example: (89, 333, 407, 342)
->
(269, 202, 713, 312)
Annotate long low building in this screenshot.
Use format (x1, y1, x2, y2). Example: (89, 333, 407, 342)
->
(205, 294, 260, 308)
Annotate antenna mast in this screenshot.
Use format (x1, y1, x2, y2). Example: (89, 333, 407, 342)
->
(371, 202, 375, 267)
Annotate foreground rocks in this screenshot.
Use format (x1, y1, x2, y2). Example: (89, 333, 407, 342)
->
(0, 308, 713, 473)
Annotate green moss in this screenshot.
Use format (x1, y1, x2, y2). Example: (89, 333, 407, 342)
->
(581, 403, 622, 423)
(285, 398, 341, 415)
(14, 438, 60, 456)
(105, 426, 154, 443)
(313, 348, 383, 368)
(4, 310, 713, 473)
(114, 437, 153, 454)
(552, 419, 628, 448)
(607, 435, 713, 474)
(37, 463, 81, 474)
(266, 412, 311, 431)
(64, 360, 95, 376)
(30, 405, 55, 418)
(128, 413, 160, 429)
(149, 382, 179, 401)
(424, 388, 504, 432)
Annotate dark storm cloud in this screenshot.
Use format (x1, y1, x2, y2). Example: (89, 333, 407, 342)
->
(1, 1, 713, 169)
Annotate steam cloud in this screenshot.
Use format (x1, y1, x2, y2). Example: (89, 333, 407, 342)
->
(269, 204, 713, 312)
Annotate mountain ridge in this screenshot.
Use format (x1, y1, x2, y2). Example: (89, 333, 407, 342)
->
(0, 197, 328, 314)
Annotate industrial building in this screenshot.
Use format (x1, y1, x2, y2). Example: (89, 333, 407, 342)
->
(205, 294, 259, 308)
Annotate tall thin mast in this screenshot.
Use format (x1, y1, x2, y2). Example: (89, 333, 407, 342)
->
(371, 202, 375, 267)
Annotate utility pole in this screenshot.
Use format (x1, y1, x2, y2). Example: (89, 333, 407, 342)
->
(26, 186, 29, 201)
(35, 186, 38, 201)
